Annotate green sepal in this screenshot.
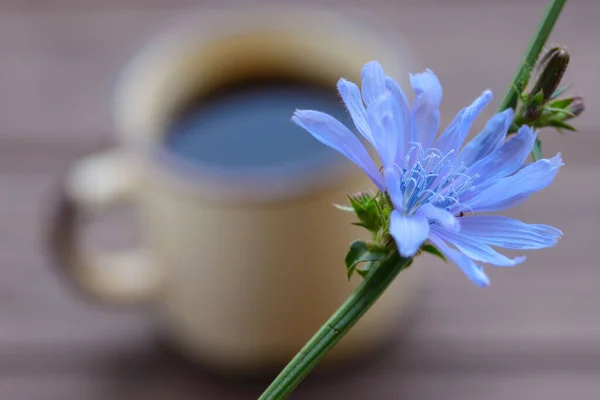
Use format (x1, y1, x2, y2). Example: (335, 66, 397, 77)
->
(420, 243, 447, 262)
(344, 240, 389, 280)
(548, 120, 576, 132)
(547, 97, 574, 109)
(550, 85, 571, 100)
(374, 191, 393, 224)
(522, 91, 545, 122)
(531, 96, 582, 132)
(531, 138, 543, 161)
(348, 193, 381, 233)
(530, 90, 545, 106)
(333, 204, 354, 212)
(545, 96, 583, 121)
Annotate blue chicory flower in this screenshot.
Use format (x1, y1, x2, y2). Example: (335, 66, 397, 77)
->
(292, 61, 563, 287)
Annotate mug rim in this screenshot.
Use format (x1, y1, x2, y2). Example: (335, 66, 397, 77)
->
(112, 5, 416, 203)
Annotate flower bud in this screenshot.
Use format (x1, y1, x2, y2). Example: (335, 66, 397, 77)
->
(528, 47, 570, 103)
(566, 96, 584, 118)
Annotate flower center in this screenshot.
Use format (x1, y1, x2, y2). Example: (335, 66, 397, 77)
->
(393, 143, 478, 215)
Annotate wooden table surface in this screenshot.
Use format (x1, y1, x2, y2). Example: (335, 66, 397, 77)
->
(1, 0, 599, 398)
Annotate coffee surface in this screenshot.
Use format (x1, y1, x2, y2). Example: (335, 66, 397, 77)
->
(163, 78, 353, 171)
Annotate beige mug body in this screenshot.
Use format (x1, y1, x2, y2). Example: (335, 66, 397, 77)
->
(48, 6, 423, 371)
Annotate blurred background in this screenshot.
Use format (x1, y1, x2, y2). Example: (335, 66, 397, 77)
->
(1, 0, 599, 399)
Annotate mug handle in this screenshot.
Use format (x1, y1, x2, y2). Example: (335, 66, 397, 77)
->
(48, 150, 162, 304)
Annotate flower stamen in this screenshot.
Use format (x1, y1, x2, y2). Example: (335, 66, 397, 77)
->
(389, 145, 478, 216)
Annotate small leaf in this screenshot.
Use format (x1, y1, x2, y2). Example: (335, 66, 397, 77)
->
(420, 243, 447, 262)
(531, 138, 543, 161)
(356, 267, 370, 279)
(356, 261, 376, 278)
(344, 240, 389, 280)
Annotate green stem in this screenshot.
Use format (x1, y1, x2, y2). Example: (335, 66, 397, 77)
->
(497, 0, 567, 113)
(258, 254, 412, 400)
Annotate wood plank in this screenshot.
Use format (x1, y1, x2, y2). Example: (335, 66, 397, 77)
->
(302, 372, 600, 400)
(1, 371, 600, 400)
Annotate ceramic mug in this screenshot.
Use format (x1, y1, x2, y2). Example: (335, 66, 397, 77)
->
(48, 6, 422, 371)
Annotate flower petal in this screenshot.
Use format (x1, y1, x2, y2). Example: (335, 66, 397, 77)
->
(409, 69, 442, 149)
(459, 216, 562, 250)
(390, 210, 429, 257)
(432, 227, 526, 267)
(457, 108, 514, 167)
(367, 91, 405, 168)
(361, 61, 386, 107)
(385, 77, 411, 115)
(468, 125, 536, 183)
(385, 76, 411, 160)
(428, 233, 490, 287)
(385, 166, 404, 211)
(337, 78, 374, 146)
(415, 203, 459, 232)
(435, 90, 493, 154)
(292, 110, 384, 190)
(465, 153, 563, 212)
